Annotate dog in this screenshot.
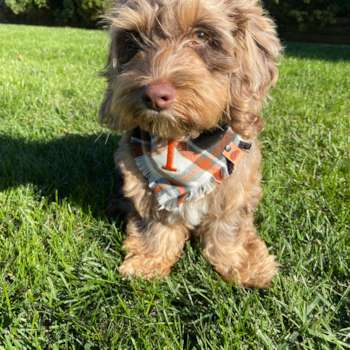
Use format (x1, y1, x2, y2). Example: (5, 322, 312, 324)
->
(99, 0, 282, 287)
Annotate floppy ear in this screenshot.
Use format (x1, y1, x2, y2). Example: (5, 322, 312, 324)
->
(99, 83, 114, 129)
(226, 0, 282, 139)
(98, 52, 118, 130)
(98, 1, 145, 132)
(98, 21, 124, 132)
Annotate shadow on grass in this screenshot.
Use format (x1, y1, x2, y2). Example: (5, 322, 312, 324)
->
(284, 41, 350, 62)
(0, 133, 121, 219)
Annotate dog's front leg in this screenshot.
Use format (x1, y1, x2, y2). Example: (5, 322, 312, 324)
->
(120, 216, 189, 280)
(198, 211, 279, 288)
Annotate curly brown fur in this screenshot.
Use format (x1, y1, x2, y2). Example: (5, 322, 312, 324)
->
(100, 0, 282, 287)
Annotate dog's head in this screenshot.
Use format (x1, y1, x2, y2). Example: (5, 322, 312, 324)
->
(99, 0, 282, 140)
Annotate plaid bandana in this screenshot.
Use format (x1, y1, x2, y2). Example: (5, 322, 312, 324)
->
(131, 126, 252, 211)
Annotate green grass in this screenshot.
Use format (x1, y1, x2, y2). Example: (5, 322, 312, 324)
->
(0, 24, 349, 349)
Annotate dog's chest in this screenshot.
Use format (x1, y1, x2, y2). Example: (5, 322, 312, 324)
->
(166, 196, 209, 228)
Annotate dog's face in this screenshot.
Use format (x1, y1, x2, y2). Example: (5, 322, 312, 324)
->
(100, 0, 282, 140)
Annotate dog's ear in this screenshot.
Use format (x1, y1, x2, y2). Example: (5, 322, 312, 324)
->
(99, 81, 114, 129)
(98, 63, 118, 131)
(98, 30, 122, 131)
(99, 3, 144, 132)
(99, 1, 129, 132)
(226, 0, 282, 139)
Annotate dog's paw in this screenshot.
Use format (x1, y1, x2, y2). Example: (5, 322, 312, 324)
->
(120, 255, 171, 280)
(207, 234, 280, 288)
(219, 254, 280, 288)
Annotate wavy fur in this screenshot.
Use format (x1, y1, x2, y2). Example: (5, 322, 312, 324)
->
(101, 0, 283, 287)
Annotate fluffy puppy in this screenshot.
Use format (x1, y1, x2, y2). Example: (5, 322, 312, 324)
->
(100, 0, 282, 287)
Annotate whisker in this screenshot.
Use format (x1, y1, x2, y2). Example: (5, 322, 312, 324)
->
(94, 132, 104, 143)
(222, 109, 231, 120)
(215, 123, 224, 131)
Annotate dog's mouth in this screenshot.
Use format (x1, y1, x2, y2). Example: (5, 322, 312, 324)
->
(133, 107, 200, 140)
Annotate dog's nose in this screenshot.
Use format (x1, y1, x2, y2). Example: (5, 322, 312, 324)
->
(141, 82, 176, 111)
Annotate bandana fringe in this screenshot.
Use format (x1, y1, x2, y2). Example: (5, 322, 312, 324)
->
(134, 152, 223, 211)
(158, 175, 220, 211)
(133, 155, 159, 189)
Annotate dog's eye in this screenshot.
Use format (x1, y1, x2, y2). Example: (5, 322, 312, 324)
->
(191, 32, 209, 45)
(117, 31, 143, 70)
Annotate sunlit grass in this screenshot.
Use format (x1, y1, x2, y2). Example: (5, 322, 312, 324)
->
(0, 24, 349, 349)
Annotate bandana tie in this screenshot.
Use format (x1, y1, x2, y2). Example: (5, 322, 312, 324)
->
(131, 126, 252, 211)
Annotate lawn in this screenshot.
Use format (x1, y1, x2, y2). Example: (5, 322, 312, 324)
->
(0, 24, 349, 349)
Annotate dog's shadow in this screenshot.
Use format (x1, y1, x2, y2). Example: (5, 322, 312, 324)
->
(0, 133, 121, 220)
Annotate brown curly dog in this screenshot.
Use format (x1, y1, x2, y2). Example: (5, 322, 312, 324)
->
(99, 0, 282, 287)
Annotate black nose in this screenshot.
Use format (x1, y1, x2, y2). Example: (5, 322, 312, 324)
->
(141, 81, 176, 111)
